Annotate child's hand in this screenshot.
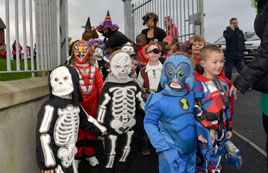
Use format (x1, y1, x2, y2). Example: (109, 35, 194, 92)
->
(226, 131, 232, 139)
(41, 170, 54, 173)
(161, 154, 166, 159)
(102, 131, 107, 136)
(198, 135, 208, 143)
(210, 130, 216, 144)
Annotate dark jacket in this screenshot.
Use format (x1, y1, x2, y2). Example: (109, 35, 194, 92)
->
(233, 0, 268, 93)
(104, 30, 131, 49)
(141, 27, 166, 44)
(223, 27, 245, 60)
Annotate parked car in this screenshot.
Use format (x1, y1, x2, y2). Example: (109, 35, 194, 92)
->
(214, 36, 226, 52)
(244, 34, 260, 55)
(213, 32, 259, 64)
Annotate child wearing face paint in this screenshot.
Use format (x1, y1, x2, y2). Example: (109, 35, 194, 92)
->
(144, 53, 210, 173)
(36, 65, 107, 173)
(96, 50, 145, 173)
(194, 45, 242, 172)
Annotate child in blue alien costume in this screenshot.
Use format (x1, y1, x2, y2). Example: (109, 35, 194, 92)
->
(194, 45, 242, 173)
(144, 53, 211, 173)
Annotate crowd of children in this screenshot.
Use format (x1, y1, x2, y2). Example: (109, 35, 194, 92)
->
(36, 10, 244, 173)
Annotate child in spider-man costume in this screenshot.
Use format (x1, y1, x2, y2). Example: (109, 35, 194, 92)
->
(194, 45, 242, 173)
(144, 53, 211, 173)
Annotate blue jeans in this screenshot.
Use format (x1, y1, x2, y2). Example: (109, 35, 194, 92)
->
(224, 59, 245, 80)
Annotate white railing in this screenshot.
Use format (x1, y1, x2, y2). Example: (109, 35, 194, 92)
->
(1, 0, 68, 74)
(131, 0, 204, 42)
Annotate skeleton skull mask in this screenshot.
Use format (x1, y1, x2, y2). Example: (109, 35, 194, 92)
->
(50, 66, 74, 97)
(121, 45, 135, 56)
(94, 46, 103, 61)
(110, 52, 131, 79)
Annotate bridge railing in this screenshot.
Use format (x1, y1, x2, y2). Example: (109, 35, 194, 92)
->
(1, 0, 68, 74)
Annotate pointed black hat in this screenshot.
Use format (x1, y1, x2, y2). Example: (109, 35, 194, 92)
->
(82, 17, 91, 28)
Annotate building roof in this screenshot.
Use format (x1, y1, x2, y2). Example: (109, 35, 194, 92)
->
(0, 18, 6, 29)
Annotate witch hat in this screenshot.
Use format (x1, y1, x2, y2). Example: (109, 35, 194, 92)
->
(96, 10, 119, 33)
(82, 17, 91, 28)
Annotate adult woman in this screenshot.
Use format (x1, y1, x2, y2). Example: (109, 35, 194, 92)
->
(230, 0, 268, 167)
(141, 12, 166, 44)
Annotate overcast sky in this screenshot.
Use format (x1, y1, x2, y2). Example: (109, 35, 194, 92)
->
(0, 0, 257, 46)
(68, 0, 257, 43)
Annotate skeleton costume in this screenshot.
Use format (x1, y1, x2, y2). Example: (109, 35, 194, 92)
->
(96, 52, 145, 172)
(71, 40, 103, 164)
(36, 65, 106, 173)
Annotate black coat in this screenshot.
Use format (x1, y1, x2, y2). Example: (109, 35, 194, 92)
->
(141, 27, 166, 44)
(104, 30, 131, 49)
(223, 27, 245, 60)
(233, 0, 268, 93)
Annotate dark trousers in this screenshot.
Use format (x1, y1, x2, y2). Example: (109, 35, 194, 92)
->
(224, 59, 245, 80)
(263, 113, 268, 168)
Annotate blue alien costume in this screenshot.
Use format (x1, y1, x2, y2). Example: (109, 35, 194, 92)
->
(194, 75, 242, 173)
(144, 55, 211, 173)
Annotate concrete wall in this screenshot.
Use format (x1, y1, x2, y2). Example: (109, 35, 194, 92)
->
(0, 77, 49, 173)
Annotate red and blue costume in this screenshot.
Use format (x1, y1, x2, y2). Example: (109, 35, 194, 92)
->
(195, 75, 242, 172)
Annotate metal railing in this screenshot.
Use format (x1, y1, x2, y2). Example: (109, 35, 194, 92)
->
(1, 0, 69, 74)
(131, 0, 204, 42)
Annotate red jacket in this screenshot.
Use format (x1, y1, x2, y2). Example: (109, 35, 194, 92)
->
(73, 65, 103, 118)
(165, 23, 179, 37)
(136, 45, 148, 67)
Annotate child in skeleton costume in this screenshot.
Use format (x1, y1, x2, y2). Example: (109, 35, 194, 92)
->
(144, 54, 211, 173)
(69, 40, 104, 167)
(96, 51, 145, 173)
(36, 65, 106, 173)
(194, 45, 242, 172)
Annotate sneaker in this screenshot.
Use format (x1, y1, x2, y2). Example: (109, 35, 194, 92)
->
(141, 148, 151, 156)
(86, 156, 99, 166)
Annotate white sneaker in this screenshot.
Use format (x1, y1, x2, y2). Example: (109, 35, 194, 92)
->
(72, 159, 81, 173)
(86, 156, 99, 167)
